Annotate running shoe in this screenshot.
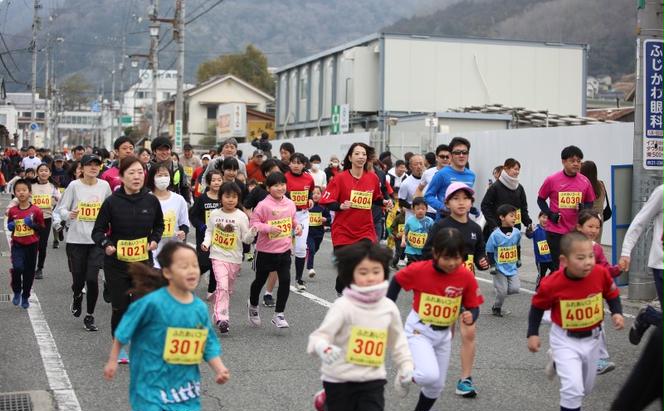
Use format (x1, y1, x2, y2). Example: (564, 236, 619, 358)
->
(629, 307, 650, 345)
(206, 292, 215, 302)
(313, 389, 326, 411)
(118, 348, 129, 364)
(83, 315, 98, 332)
(12, 292, 20, 306)
(52, 241, 59, 249)
(397, 259, 407, 267)
(71, 294, 83, 317)
(544, 349, 556, 380)
(308, 269, 316, 279)
(21, 296, 29, 309)
(244, 252, 254, 262)
(58, 226, 65, 241)
(491, 306, 510, 317)
(247, 300, 261, 327)
(35, 269, 43, 280)
(217, 320, 229, 334)
(455, 377, 477, 398)
(271, 313, 289, 328)
(263, 293, 275, 307)
(296, 280, 307, 291)
(596, 358, 615, 375)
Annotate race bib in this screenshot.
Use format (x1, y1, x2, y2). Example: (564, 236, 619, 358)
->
(537, 240, 550, 255)
(407, 231, 427, 249)
(464, 255, 475, 273)
(346, 326, 388, 367)
(32, 194, 51, 209)
(309, 212, 323, 227)
(78, 201, 101, 222)
(163, 327, 208, 365)
(268, 218, 292, 239)
(349, 190, 372, 210)
(560, 294, 603, 330)
(558, 192, 582, 209)
(116, 237, 148, 262)
(497, 245, 518, 264)
(58, 187, 65, 194)
(212, 228, 237, 250)
(397, 224, 405, 236)
(290, 190, 309, 207)
(163, 211, 176, 238)
(418, 293, 461, 327)
(515, 209, 522, 225)
(184, 166, 194, 177)
(13, 219, 34, 237)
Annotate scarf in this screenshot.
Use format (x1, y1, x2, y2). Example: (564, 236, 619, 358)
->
(343, 281, 389, 304)
(499, 170, 519, 191)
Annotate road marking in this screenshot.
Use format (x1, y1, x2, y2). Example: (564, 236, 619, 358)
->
(289, 286, 333, 308)
(4, 220, 82, 411)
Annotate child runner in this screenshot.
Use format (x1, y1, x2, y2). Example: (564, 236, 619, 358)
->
(55, 154, 111, 331)
(526, 211, 554, 289)
(306, 186, 330, 279)
(527, 231, 624, 411)
(201, 182, 257, 334)
(485, 204, 521, 317)
(575, 210, 622, 375)
(190, 170, 222, 298)
(422, 182, 489, 398)
(389, 207, 407, 268)
(309, 241, 413, 411)
(401, 197, 434, 265)
(7, 179, 45, 308)
(30, 163, 61, 279)
(285, 152, 315, 290)
(248, 172, 301, 328)
(103, 242, 230, 410)
(388, 228, 483, 411)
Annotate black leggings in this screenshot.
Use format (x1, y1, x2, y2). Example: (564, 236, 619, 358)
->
(36, 217, 52, 270)
(67, 243, 102, 315)
(323, 379, 385, 411)
(250, 251, 291, 312)
(535, 261, 556, 290)
(104, 258, 133, 337)
(545, 231, 563, 271)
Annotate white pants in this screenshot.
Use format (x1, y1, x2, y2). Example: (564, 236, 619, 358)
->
(550, 324, 601, 409)
(294, 210, 309, 258)
(405, 310, 452, 399)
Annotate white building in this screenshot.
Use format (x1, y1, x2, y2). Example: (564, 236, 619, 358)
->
(4, 92, 46, 147)
(122, 69, 193, 126)
(274, 32, 588, 150)
(56, 110, 117, 150)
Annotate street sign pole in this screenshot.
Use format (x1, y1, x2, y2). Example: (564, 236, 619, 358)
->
(629, 0, 663, 300)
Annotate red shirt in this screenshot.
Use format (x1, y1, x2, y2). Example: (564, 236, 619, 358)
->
(532, 265, 619, 332)
(8, 204, 45, 245)
(320, 170, 382, 246)
(246, 160, 265, 183)
(286, 171, 314, 211)
(192, 166, 205, 198)
(396, 260, 484, 314)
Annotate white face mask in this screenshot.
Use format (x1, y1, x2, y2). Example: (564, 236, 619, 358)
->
(331, 161, 339, 168)
(154, 176, 170, 190)
(311, 163, 320, 171)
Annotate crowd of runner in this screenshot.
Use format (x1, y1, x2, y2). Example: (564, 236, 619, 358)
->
(1, 134, 661, 411)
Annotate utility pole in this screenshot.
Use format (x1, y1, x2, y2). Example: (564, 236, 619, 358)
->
(150, 0, 160, 141)
(174, 0, 184, 152)
(119, 35, 126, 135)
(629, 0, 663, 300)
(29, 0, 41, 147)
(111, 54, 117, 144)
(44, 34, 50, 149)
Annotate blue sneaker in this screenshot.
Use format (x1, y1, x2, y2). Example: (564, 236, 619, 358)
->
(12, 292, 21, 306)
(21, 296, 30, 309)
(455, 377, 477, 397)
(118, 347, 130, 364)
(596, 358, 615, 375)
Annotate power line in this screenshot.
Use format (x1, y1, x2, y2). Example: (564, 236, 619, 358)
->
(186, 0, 224, 25)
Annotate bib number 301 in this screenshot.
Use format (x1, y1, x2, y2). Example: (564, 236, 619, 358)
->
(163, 327, 208, 365)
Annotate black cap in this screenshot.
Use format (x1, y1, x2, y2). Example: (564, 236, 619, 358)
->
(151, 137, 172, 152)
(81, 154, 102, 166)
(183, 143, 193, 150)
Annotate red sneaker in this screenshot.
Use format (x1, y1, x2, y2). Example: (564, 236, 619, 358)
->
(313, 389, 326, 411)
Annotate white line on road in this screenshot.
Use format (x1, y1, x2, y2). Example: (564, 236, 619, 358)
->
(289, 286, 333, 308)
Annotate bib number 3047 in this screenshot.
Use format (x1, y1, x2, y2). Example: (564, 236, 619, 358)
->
(346, 326, 387, 367)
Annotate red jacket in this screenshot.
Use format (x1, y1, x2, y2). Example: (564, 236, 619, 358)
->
(7, 204, 45, 245)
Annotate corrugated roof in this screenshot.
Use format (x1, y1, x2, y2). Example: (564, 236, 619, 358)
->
(449, 104, 613, 127)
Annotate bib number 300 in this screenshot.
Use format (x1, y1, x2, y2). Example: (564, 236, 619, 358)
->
(346, 326, 387, 367)
(163, 327, 208, 365)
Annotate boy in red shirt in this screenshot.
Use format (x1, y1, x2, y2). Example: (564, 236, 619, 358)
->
(7, 178, 45, 308)
(527, 231, 624, 411)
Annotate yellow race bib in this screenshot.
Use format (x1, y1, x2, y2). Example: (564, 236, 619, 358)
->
(560, 294, 603, 329)
(515, 209, 522, 225)
(32, 194, 51, 209)
(78, 201, 101, 222)
(163, 211, 176, 238)
(397, 224, 405, 236)
(350, 190, 372, 210)
(163, 327, 208, 365)
(184, 166, 194, 177)
(537, 240, 550, 255)
(290, 190, 309, 207)
(58, 187, 65, 194)
(13, 219, 34, 237)
(309, 212, 323, 227)
(212, 228, 237, 250)
(268, 218, 292, 239)
(346, 326, 388, 367)
(497, 245, 518, 264)
(558, 192, 582, 209)
(406, 231, 427, 249)
(418, 293, 461, 327)
(464, 255, 475, 273)
(116, 237, 148, 262)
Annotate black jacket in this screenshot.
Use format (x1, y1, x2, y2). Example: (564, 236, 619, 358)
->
(481, 180, 531, 235)
(92, 187, 164, 254)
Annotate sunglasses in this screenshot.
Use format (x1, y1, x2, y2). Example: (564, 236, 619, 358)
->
(438, 154, 449, 159)
(451, 150, 469, 156)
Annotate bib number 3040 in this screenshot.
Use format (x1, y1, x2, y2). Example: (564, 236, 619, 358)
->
(163, 327, 208, 365)
(346, 326, 387, 367)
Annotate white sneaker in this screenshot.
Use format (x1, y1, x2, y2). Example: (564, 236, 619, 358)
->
(271, 312, 289, 328)
(296, 281, 307, 291)
(207, 292, 215, 302)
(308, 269, 316, 278)
(545, 349, 556, 380)
(397, 259, 407, 267)
(82, 285, 87, 294)
(247, 300, 261, 327)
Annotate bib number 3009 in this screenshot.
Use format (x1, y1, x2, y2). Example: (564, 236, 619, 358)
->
(163, 327, 208, 365)
(346, 326, 387, 367)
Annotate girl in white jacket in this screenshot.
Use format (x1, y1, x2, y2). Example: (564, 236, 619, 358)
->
(307, 241, 413, 411)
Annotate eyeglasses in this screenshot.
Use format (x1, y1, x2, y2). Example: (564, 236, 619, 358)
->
(438, 154, 449, 159)
(451, 150, 469, 156)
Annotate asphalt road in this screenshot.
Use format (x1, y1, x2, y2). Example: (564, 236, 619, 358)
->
(0, 192, 660, 411)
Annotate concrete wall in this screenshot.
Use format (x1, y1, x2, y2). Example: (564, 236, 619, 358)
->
(436, 122, 634, 245)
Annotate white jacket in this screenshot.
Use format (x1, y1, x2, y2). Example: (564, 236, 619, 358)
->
(621, 185, 663, 269)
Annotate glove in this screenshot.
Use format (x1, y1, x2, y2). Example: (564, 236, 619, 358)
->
(23, 215, 35, 228)
(549, 213, 560, 224)
(7, 220, 15, 231)
(394, 369, 413, 398)
(314, 340, 342, 365)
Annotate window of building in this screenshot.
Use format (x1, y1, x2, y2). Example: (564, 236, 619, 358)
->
(207, 106, 217, 119)
(36, 112, 45, 119)
(0, 114, 6, 125)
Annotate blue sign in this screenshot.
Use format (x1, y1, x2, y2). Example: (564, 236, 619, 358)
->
(643, 39, 663, 169)
(29, 122, 39, 131)
(91, 101, 101, 113)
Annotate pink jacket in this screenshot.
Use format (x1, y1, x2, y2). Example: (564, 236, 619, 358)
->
(250, 194, 297, 254)
(100, 166, 122, 191)
(593, 242, 621, 277)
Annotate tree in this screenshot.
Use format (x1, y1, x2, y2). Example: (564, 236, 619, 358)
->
(61, 74, 93, 110)
(196, 44, 274, 95)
